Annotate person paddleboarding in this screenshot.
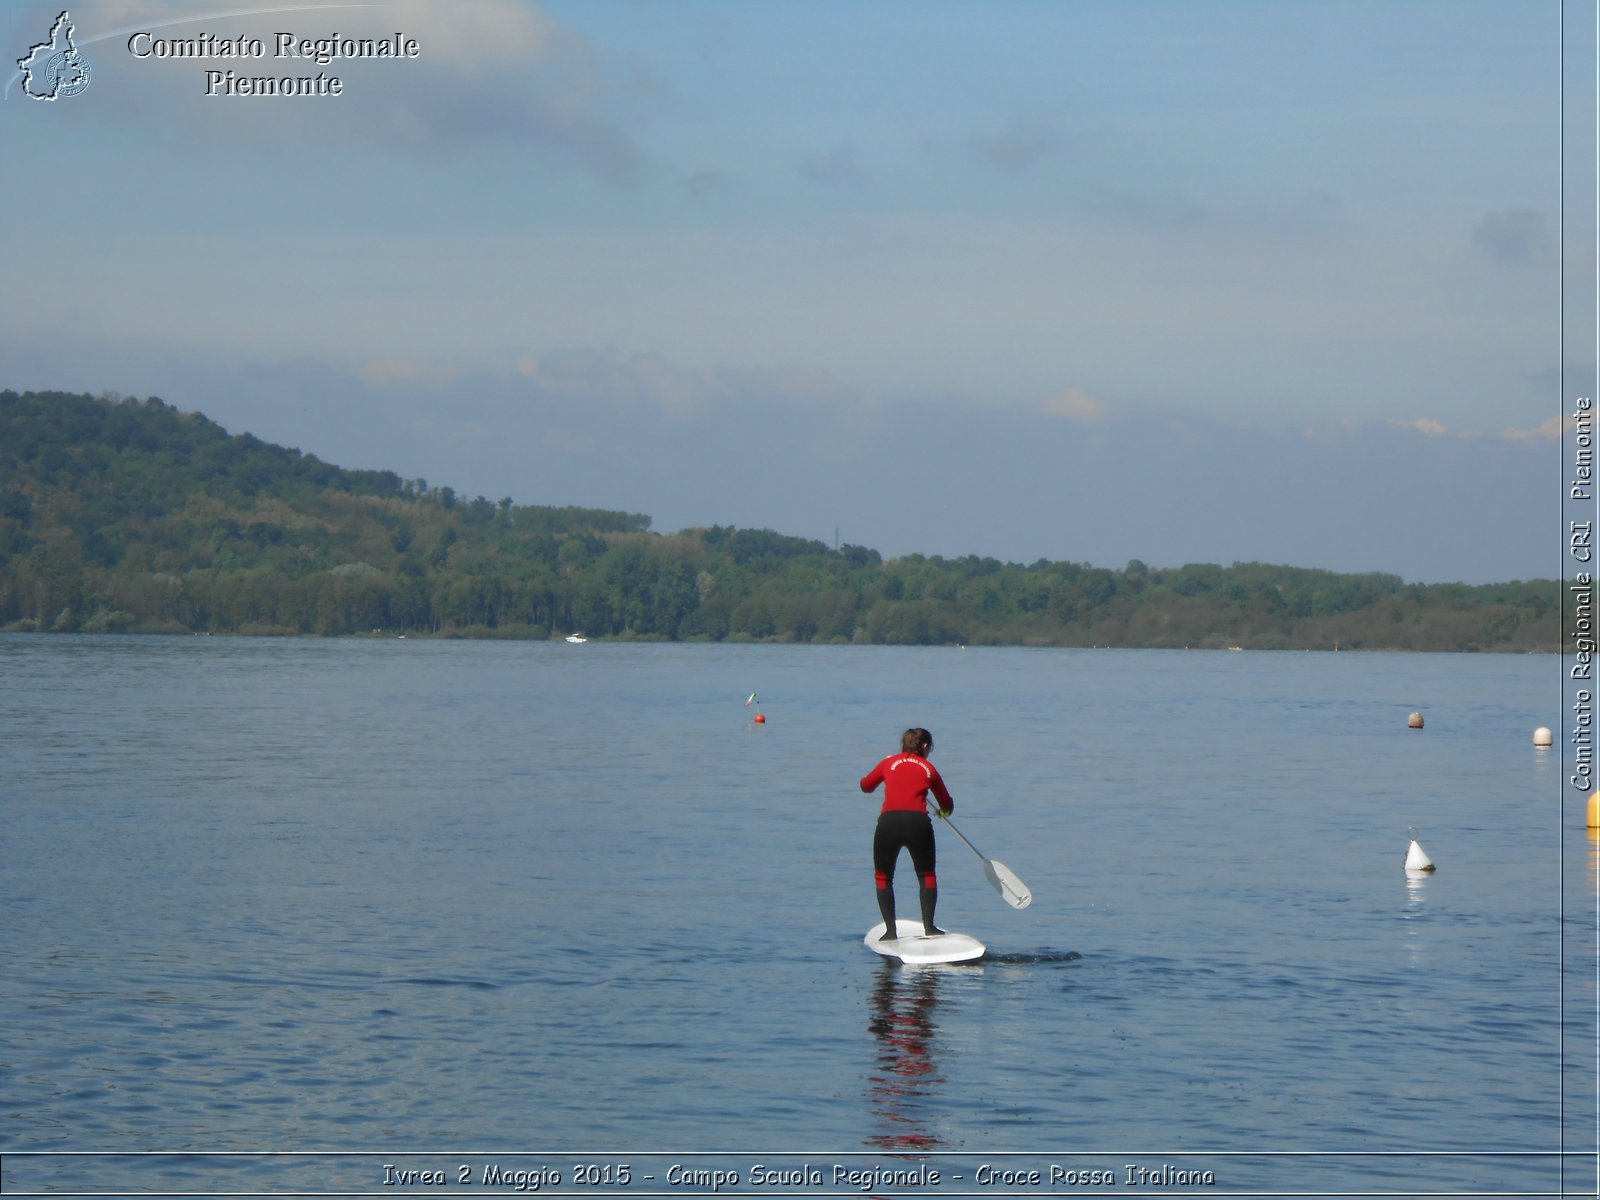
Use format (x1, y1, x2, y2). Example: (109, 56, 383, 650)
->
(860, 727, 954, 941)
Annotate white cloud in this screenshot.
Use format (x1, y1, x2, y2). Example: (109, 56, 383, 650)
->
(1393, 418, 1450, 437)
(1501, 415, 1566, 441)
(1040, 387, 1106, 423)
(359, 356, 459, 387)
(510, 347, 861, 422)
(379, 0, 556, 70)
(44, 0, 645, 177)
(1389, 414, 1566, 443)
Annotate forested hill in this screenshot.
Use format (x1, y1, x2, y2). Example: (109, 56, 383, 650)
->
(0, 389, 1558, 650)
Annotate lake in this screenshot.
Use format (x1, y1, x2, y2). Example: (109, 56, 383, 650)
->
(0, 636, 1590, 1197)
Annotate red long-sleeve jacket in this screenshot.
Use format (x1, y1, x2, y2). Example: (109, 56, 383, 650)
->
(860, 753, 954, 815)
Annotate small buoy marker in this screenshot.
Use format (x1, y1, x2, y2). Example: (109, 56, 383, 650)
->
(753, 712, 766, 724)
(1588, 791, 1599, 830)
(1534, 726, 1553, 747)
(1408, 712, 1424, 729)
(1405, 826, 1436, 873)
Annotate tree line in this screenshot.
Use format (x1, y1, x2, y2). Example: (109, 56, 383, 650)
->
(0, 389, 1559, 651)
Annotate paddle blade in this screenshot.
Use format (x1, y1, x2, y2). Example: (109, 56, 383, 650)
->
(983, 858, 1032, 909)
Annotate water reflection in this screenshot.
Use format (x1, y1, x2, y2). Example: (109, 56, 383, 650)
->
(1402, 865, 1431, 969)
(1403, 868, 1430, 910)
(864, 963, 948, 1150)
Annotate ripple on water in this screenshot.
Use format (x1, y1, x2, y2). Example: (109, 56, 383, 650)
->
(0, 640, 1566, 1192)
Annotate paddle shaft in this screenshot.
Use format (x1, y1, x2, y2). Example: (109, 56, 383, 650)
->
(936, 807, 989, 860)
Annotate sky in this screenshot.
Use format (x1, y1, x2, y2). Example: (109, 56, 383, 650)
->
(2, 0, 1593, 584)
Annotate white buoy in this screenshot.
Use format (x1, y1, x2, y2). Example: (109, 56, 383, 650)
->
(1405, 827, 1436, 873)
(1534, 727, 1553, 747)
(1408, 712, 1424, 729)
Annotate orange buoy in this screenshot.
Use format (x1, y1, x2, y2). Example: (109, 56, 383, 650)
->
(753, 712, 766, 724)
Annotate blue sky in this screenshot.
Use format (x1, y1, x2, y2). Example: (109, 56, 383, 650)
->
(2, 0, 1591, 582)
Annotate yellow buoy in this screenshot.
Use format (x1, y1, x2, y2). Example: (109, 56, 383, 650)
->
(1408, 712, 1424, 729)
(1534, 727, 1553, 747)
(1588, 791, 1599, 830)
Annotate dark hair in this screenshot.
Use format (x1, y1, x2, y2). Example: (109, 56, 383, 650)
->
(901, 727, 933, 755)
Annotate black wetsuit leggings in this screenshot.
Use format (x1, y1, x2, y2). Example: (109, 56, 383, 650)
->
(873, 810, 937, 889)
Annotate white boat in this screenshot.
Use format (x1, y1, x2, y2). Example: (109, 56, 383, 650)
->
(565, 634, 587, 644)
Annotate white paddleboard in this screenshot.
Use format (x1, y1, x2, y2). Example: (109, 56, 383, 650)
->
(865, 919, 986, 964)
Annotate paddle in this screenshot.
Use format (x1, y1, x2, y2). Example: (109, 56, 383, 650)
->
(931, 805, 1033, 909)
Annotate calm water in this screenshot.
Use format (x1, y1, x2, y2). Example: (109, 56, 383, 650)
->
(0, 636, 1590, 1197)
